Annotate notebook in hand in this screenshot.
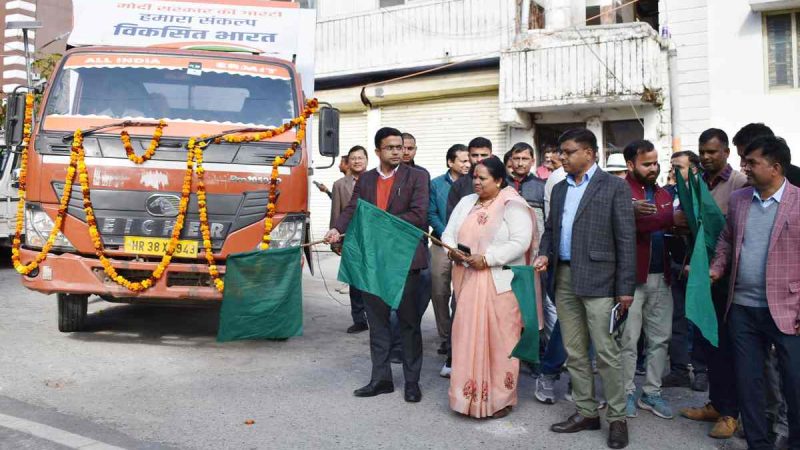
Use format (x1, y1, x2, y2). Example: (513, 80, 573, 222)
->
(609, 302, 628, 334)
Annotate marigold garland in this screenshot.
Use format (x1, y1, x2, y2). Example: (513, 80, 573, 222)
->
(13, 97, 319, 294)
(120, 119, 167, 164)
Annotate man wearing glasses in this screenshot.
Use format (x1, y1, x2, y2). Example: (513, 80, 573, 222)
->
(325, 127, 430, 404)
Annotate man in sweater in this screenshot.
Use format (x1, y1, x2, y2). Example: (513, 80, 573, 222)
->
(710, 136, 800, 450)
(445, 137, 492, 219)
(680, 128, 747, 439)
(428, 144, 469, 365)
(620, 140, 675, 420)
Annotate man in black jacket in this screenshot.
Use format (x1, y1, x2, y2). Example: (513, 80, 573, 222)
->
(445, 137, 492, 220)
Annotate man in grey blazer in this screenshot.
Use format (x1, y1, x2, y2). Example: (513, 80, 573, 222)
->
(534, 128, 636, 449)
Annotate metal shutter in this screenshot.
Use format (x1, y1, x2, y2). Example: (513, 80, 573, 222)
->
(380, 93, 507, 179)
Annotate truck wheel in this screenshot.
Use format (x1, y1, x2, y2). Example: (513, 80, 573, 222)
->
(57, 294, 88, 332)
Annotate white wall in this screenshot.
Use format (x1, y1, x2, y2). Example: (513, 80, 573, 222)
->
(707, 0, 800, 164)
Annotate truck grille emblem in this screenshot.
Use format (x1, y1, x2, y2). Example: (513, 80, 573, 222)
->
(145, 194, 180, 217)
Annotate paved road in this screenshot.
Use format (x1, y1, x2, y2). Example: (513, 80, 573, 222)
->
(0, 248, 747, 449)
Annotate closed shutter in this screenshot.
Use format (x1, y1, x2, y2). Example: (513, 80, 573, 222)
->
(380, 93, 507, 179)
(308, 111, 368, 240)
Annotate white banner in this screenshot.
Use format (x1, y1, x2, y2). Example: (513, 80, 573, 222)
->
(68, 0, 315, 95)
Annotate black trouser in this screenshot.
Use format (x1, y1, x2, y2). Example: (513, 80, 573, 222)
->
(729, 305, 800, 450)
(693, 278, 738, 417)
(350, 286, 367, 326)
(669, 268, 691, 373)
(363, 271, 422, 384)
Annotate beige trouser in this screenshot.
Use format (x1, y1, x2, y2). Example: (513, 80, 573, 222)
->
(556, 264, 626, 422)
(620, 272, 673, 396)
(430, 243, 452, 340)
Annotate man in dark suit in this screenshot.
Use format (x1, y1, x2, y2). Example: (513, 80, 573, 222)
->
(325, 127, 430, 403)
(534, 128, 636, 449)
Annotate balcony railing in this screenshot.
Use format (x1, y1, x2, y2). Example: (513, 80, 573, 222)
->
(500, 22, 668, 113)
(315, 0, 516, 79)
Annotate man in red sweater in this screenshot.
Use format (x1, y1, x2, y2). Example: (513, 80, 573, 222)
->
(620, 140, 675, 420)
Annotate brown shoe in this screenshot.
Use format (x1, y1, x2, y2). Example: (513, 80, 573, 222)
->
(679, 403, 721, 422)
(709, 416, 737, 439)
(608, 420, 629, 449)
(550, 412, 601, 433)
(490, 406, 512, 419)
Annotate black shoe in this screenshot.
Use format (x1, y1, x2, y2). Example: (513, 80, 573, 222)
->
(346, 322, 369, 334)
(607, 420, 629, 449)
(550, 412, 601, 433)
(404, 382, 421, 402)
(353, 380, 394, 397)
(661, 371, 691, 388)
(691, 372, 709, 392)
(437, 340, 448, 355)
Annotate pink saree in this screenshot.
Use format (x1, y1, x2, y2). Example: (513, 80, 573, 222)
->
(448, 187, 541, 418)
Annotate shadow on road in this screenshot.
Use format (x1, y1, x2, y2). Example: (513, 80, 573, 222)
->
(69, 301, 224, 347)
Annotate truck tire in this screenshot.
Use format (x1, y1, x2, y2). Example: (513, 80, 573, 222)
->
(57, 294, 88, 332)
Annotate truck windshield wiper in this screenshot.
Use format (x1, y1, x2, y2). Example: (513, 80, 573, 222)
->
(61, 120, 164, 143)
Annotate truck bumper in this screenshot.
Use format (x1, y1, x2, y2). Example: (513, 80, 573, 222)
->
(19, 249, 224, 302)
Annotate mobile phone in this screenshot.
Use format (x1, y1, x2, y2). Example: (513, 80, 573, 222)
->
(312, 181, 323, 188)
(457, 243, 472, 255)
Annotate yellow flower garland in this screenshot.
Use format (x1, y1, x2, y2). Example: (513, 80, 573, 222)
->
(12, 97, 319, 294)
(120, 119, 167, 164)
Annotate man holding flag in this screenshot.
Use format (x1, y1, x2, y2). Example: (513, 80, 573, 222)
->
(709, 136, 800, 449)
(679, 129, 746, 440)
(325, 127, 430, 403)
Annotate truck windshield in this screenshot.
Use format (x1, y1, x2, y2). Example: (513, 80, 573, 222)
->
(43, 54, 296, 129)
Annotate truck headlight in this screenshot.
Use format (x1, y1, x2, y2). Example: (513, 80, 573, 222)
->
(265, 214, 306, 249)
(25, 209, 75, 250)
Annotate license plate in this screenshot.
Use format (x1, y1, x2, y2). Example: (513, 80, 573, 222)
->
(123, 236, 199, 258)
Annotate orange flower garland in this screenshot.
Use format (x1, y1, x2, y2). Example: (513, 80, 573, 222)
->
(13, 97, 318, 293)
(120, 119, 167, 164)
(74, 129, 197, 292)
(11, 93, 81, 275)
(195, 98, 319, 292)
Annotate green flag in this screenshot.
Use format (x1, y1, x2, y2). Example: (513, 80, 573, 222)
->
(217, 246, 303, 342)
(674, 169, 698, 236)
(508, 265, 540, 364)
(685, 221, 718, 347)
(691, 171, 726, 258)
(338, 199, 424, 309)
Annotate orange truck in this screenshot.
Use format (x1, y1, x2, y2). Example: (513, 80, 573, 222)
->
(3, 0, 339, 331)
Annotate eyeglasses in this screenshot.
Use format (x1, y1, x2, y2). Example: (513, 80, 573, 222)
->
(380, 145, 403, 152)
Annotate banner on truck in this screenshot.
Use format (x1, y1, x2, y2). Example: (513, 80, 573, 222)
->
(68, 0, 316, 94)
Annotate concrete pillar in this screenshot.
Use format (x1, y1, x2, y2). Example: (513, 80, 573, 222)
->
(545, 0, 576, 29)
(586, 116, 604, 164)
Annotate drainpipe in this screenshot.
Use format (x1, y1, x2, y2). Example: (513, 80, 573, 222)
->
(667, 41, 681, 152)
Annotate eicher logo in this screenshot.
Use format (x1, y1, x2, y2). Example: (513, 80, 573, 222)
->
(146, 194, 180, 217)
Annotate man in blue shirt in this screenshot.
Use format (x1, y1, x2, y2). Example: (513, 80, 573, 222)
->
(429, 144, 470, 369)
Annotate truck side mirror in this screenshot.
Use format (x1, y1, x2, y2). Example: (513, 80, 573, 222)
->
(318, 105, 339, 158)
(4, 92, 27, 147)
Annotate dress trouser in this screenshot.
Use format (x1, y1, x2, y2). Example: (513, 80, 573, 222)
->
(693, 278, 738, 417)
(621, 273, 673, 396)
(363, 271, 423, 384)
(429, 244, 453, 340)
(555, 264, 626, 422)
(668, 267, 691, 373)
(728, 305, 800, 450)
(349, 287, 367, 326)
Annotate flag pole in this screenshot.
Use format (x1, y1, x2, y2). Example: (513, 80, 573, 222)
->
(303, 232, 456, 252)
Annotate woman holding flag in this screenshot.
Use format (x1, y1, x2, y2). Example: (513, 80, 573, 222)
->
(443, 156, 542, 419)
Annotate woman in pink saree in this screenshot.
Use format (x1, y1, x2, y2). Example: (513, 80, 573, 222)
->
(442, 156, 542, 419)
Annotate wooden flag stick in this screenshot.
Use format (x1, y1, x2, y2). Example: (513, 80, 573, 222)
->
(301, 234, 345, 248)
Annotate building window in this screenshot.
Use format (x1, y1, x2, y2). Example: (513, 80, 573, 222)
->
(379, 0, 405, 8)
(585, 0, 658, 30)
(765, 11, 800, 89)
(603, 119, 644, 162)
(529, 2, 545, 30)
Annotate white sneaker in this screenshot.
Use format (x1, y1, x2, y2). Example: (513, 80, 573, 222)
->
(439, 361, 452, 378)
